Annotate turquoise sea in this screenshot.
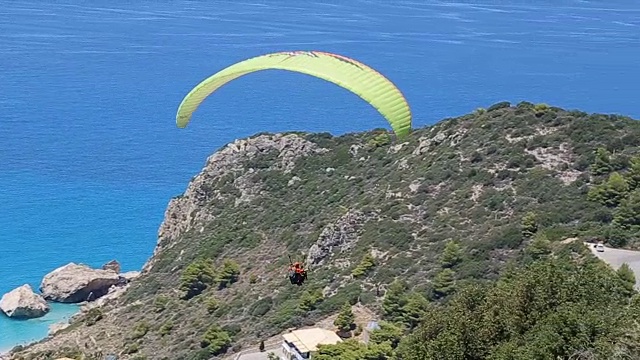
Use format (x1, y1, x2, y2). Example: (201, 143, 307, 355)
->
(1, 0, 639, 351)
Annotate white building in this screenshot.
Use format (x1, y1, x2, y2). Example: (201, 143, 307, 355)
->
(281, 328, 343, 360)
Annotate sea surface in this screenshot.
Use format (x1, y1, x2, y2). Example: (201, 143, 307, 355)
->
(1, 0, 639, 351)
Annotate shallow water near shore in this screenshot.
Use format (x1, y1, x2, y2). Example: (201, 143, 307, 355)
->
(0, 303, 79, 352)
(2, 0, 639, 351)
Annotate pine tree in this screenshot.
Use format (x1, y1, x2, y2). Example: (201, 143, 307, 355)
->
(617, 263, 636, 297)
(352, 251, 376, 278)
(298, 289, 323, 311)
(403, 292, 430, 329)
(217, 259, 241, 289)
(368, 321, 404, 348)
(591, 147, 613, 175)
(613, 189, 640, 230)
(626, 156, 640, 190)
(606, 225, 630, 248)
(526, 233, 552, 260)
(440, 240, 462, 268)
(382, 279, 408, 322)
(433, 269, 456, 299)
(334, 302, 355, 333)
(179, 258, 216, 300)
(521, 212, 538, 238)
(588, 172, 629, 207)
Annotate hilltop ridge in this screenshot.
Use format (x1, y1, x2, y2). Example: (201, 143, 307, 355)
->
(10, 101, 640, 360)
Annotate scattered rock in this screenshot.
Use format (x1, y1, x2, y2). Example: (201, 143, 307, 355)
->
(470, 184, 484, 202)
(408, 180, 422, 193)
(101, 260, 121, 274)
(349, 144, 361, 157)
(413, 132, 446, 155)
(40, 263, 121, 303)
(288, 176, 301, 186)
(388, 142, 408, 154)
(0, 284, 50, 319)
(397, 158, 409, 170)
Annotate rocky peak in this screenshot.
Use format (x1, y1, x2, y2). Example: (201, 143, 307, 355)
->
(143, 133, 328, 273)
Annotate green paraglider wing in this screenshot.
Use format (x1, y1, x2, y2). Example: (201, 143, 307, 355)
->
(176, 51, 412, 138)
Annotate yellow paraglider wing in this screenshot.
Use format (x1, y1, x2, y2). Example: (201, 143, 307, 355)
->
(176, 51, 412, 138)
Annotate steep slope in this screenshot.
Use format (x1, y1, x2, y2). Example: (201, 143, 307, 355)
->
(11, 101, 640, 360)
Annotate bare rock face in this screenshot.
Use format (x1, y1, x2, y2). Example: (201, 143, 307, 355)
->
(142, 133, 328, 273)
(308, 210, 376, 265)
(0, 284, 50, 319)
(40, 263, 121, 303)
(102, 260, 121, 274)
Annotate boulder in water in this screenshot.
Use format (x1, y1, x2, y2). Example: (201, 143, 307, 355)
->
(40, 263, 120, 303)
(0, 284, 50, 319)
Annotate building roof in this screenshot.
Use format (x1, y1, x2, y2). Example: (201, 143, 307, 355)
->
(282, 327, 343, 353)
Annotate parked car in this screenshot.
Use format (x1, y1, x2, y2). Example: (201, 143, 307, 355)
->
(595, 243, 605, 252)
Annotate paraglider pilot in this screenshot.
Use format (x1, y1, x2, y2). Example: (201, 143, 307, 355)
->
(288, 259, 307, 286)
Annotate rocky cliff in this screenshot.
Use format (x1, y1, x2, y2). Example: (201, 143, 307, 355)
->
(10, 101, 640, 360)
(142, 133, 329, 274)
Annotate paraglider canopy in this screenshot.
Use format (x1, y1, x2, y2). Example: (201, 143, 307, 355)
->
(176, 50, 412, 138)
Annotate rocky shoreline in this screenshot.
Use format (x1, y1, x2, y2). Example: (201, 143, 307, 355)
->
(0, 260, 139, 354)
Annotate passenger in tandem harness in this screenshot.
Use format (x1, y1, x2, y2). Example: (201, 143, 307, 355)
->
(287, 255, 308, 286)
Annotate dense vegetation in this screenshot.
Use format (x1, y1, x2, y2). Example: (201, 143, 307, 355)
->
(12, 101, 640, 360)
(316, 243, 640, 359)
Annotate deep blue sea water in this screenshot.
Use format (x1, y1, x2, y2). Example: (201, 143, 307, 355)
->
(1, 0, 639, 351)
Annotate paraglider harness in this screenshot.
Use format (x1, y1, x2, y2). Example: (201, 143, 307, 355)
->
(288, 255, 308, 286)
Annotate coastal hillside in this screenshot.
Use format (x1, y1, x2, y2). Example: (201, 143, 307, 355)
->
(10, 101, 640, 360)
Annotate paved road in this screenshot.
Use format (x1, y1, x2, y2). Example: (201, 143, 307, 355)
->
(585, 243, 640, 290)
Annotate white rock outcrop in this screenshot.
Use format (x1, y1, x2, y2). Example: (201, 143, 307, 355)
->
(0, 284, 50, 319)
(40, 263, 121, 303)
